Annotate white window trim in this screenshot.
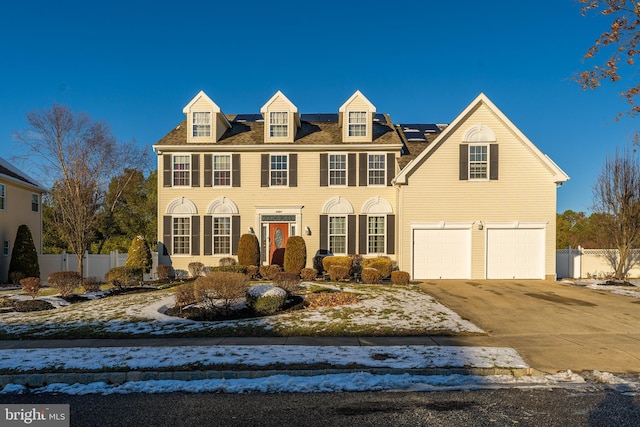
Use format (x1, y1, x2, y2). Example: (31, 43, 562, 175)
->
(468, 144, 489, 181)
(328, 215, 348, 255)
(31, 193, 39, 212)
(212, 215, 232, 256)
(213, 154, 232, 187)
(0, 183, 5, 211)
(172, 215, 191, 256)
(269, 111, 289, 138)
(367, 214, 386, 255)
(192, 111, 212, 138)
(270, 153, 289, 187)
(2, 240, 9, 257)
(348, 111, 367, 137)
(367, 153, 386, 186)
(328, 153, 348, 187)
(172, 154, 191, 187)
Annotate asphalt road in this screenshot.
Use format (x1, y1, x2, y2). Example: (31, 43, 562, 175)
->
(2, 388, 639, 426)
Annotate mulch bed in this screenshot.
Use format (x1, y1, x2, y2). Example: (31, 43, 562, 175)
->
(166, 295, 305, 321)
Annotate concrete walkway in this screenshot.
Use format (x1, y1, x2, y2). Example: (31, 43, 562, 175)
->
(419, 280, 640, 374)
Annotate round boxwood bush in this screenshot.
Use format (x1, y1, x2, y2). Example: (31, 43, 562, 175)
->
(246, 285, 287, 316)
(362, 257, 392, 279)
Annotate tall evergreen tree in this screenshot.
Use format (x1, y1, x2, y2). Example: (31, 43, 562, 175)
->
(9, 225, 40, 280)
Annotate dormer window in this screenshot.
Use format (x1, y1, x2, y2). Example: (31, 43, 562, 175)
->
(348, 112, 367, 137)
(270, 112, 288, 138)
(192, 112, 211, 138)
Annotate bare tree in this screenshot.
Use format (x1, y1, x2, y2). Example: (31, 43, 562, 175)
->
(593, 148, 640, 279)
(14, 103, 147, 275)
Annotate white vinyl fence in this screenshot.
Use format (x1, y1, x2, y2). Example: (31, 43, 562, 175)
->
(39, 251, 158, 284)
(556, 246, 640, 279)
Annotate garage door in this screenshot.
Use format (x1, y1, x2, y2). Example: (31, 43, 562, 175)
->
(486, 228, 545, 279)
(413, 229, 471, 279)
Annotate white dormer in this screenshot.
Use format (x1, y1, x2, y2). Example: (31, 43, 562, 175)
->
(339, 90, 376, 143)
(260, 90, 300, 143)
(183, 90, 231, 143)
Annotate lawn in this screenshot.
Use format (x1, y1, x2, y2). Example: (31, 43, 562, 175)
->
(0, 282, 484, 339)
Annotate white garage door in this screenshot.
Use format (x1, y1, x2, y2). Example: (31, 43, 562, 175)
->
(413, 229, 471, 279)
(486, 228, 545, 279)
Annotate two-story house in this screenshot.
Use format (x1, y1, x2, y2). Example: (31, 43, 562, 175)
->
(154, 91, 568, 280)
(0, 157, 45, 283)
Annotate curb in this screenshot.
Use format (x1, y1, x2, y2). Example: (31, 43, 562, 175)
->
(0, 367, 543, 389)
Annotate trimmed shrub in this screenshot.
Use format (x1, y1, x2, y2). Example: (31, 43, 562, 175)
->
(322, 256, 353, 275)
(283, 236, 307, 275)
(391, 271, 411, 286)
(238, 233, 260, 267)
(207, 265, 247, 274)
(246, 265, 260, 280)
(20, 277, 41, 299)
(273, 271, 300, 293)
(362, 257, 393, 279)
(350, 254, 363, 278)
(327, 265, 350, 282)
(82, 277, 101, 293)
(193, 271, 250, 310)
(157, 264, 174, 281)
(259, 264, 281, 281)
(9, 225, 40, 282)
(125, 236, 152, 274)
(219, 257, 238, 267)
(361, 267, 382, 284)
(188, 262, 205, 278)
(246, 285, 287, 315)
(174, 282, 196, 307)
(300, 267, 317, 281)
(48, 271, 82, 297)
(106, 266, 143, 288)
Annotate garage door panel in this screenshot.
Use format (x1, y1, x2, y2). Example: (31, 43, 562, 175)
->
(487, 228, 544, 279)
(413, 229, 471, 279)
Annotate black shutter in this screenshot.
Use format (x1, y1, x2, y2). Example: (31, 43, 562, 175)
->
(359, 153, 368, 186)
(386, 153, 395, 186)
(320, 154, 328, 187)
(348, 154, 356, 186)
(191, 215, 200, 255)
(490, 144, 499, 180)
(163, 155, 172, 187)
(319, 215, 328, 251)
(261, 154, 269, 187)
(386, 215, 395, 255)
(204, 216, 212, 256)
(348, 215, 357, 254)
(289, 154, 297, 187)
(459, 144, 469, 180)
(232, 154, 241, 187)
(163, 216, 172, 255)
(191, 154, 200, 187)
(232, 215, 240, 255)
(204, 154, 212, 187)
(359, 214, 368, 254)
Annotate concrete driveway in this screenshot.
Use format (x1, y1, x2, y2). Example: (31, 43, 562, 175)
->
(418, 280, 640, 374)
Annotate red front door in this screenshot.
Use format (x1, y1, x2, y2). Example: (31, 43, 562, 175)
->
(269, 223, 289, 266)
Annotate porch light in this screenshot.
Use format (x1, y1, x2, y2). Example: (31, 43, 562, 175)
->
(477, 220, 483, 230)
(305, 226, 311, 236)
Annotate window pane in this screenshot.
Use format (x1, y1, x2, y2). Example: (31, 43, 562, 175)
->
(329, 154, 346, 185)
(348, 111, 367, 136)
(329, 216, 347, 254)
(270, 155, 288, 186)
(270, 112, 288, 137)
(469, 145, 488, 179)
(213, 155, 231, 186)
(173, 217, 190, 254)
(173, 155, 190, 186)
(368, 154, 385, 185)
(213, 217, 231, 254)
(0, 184, 4, 210)
(193, 112, 211, 137)
(368, 216, 385, 253)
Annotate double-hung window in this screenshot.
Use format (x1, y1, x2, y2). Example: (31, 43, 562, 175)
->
(368, 154, 385, 185)
(172, 217, 190, 255)
(173, 155, 190, 186)
(213, 155, 231, 186)
(270, 155, 288, 186)
(368, 216, 385, 254)
(348, 111, 367, 136)
(2, 240, 9, 257)
(213, 217, 231, 255)
(31, 194, 39, 212)
(469, 145, 488, 179)
(270, 112, 288, 137)
(329, 216, 347, 254)
(192, 112, 211, 137)
(0, 184, 5, 210)
(329, 154, 347, 186)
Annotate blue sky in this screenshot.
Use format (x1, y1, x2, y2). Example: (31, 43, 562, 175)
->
(1, 0, 636, 213)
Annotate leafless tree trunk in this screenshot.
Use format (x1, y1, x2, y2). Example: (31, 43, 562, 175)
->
(14, 103, 147, 276)
(593, 148, 640, 279)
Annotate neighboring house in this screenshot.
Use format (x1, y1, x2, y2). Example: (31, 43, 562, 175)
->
(154, 91, 568, 280)
(0, 157, 45, 283)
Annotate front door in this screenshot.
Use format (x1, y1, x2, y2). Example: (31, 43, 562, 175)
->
(269, 223, 289, 265)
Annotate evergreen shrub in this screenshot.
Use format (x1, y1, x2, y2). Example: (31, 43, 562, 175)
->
(283, 236, 306, 274)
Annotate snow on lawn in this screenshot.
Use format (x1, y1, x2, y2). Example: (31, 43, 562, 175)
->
(3, 370, 640, 395)
(0, 345, 527, 372)
(0, 283, 483, 337)
(563, 279, 640, 299)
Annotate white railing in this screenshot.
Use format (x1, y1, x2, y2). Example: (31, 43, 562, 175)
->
(556, 246, 640, 279)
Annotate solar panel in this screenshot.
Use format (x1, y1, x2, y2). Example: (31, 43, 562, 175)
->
(301, 113, 338, 122)
(233, 114, 262, 122)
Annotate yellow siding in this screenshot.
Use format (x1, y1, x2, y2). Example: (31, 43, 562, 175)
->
(397, 103, 558, 279)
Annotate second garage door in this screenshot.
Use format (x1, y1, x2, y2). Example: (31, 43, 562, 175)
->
(413, 228, 471, 279)
(486, 228, 545, 279)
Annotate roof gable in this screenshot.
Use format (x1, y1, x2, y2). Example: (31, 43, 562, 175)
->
(393, 93, 569, 185)
(339, 90, 376, 113)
